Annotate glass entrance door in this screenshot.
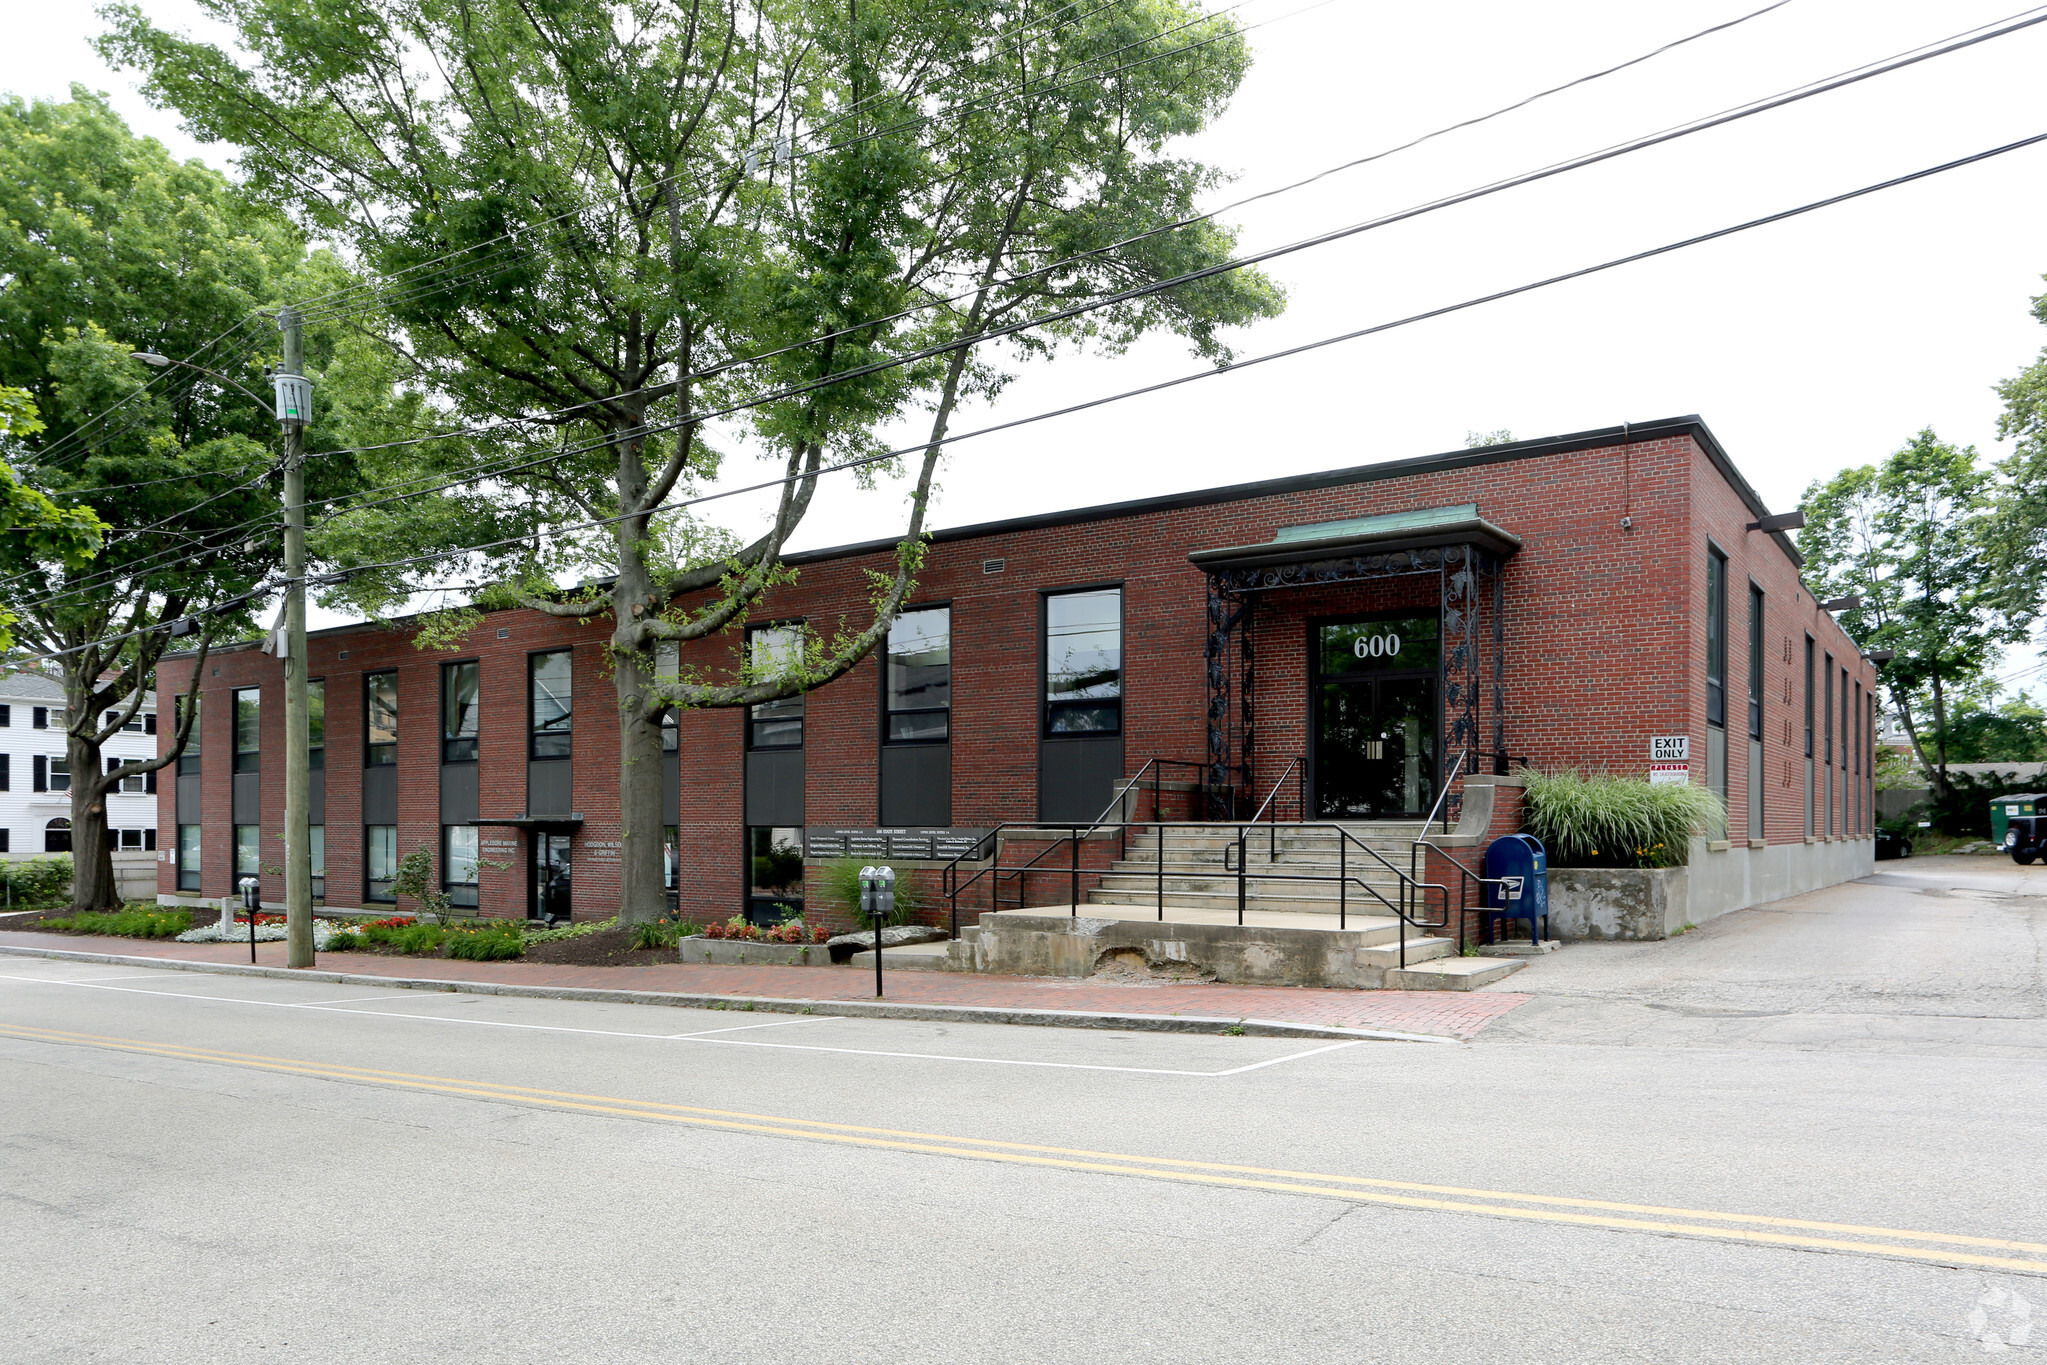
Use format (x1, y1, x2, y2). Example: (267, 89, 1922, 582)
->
(531, 832, 572, 922)
(1312, 617, 1439, 819)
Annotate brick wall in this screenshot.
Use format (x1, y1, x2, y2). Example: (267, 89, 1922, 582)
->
(158, 422, 1878, 924)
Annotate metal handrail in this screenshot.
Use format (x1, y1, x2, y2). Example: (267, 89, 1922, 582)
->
(1219, 820, 1452, 968)
(1088, 756, 1210, 829)
(1419, 748, 1467, 838)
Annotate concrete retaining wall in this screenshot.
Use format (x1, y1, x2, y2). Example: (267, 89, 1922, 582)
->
(1548, 837, 1875, 940)
(962, 913, 1417, 989)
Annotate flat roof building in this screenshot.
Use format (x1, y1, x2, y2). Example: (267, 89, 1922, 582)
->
(159, 416, 1878, 940)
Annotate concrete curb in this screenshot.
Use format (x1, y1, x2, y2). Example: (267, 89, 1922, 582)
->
(0, 944, 1462, 1044)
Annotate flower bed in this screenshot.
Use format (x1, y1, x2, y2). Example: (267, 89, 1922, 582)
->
(40, 907, 192, 939)
(696, 915, 828, 945)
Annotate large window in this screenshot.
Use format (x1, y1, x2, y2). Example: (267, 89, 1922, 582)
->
(530, 651, 572, 758)
(656, 642, 680, 752)
(885, 606, 951, 742)
(443, 825, 479, 909)
(309, 825, 325, 897)
(746, 625, 804, 749)
(1747, 587, 1765, 740)
(366, 825, 397, 901)
(747, 826, 803, 920)
(443, 661, 480, 762)
(177, 694, 201, 774)
(234, 825, 260, 879)
(1803, 635, 1816, 838)
(234, 688, 261, 772)
(178, 825, 201, 890)
(365, 672, 398, 766)
(308, 680, 325, 770)
(1045, 588, 1123, 734)
(1705, 551, 1727, 729)
(43, 755, 71, 793)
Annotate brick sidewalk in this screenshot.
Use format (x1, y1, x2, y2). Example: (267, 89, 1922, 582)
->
(0, 931, 1530, 1040)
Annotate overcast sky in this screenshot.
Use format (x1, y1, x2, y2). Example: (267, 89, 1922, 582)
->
(7, 0, 2046, 688)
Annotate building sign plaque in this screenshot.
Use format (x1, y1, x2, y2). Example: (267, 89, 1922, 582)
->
(1650, 735, 1690, 762)
(1648, 763, 1690, 786)
(805, 827, 994, 861)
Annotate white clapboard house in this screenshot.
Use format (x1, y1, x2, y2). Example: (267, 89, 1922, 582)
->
(0, 670, 158, 860)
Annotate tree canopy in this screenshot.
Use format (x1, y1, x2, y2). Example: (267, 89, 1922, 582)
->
(102, 0, 1286, 919)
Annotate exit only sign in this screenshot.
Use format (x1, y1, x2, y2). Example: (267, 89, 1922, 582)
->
(1650, 735, 1690, 762)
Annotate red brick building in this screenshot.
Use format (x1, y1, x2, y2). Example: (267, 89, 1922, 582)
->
(157, 416, 1878, 928)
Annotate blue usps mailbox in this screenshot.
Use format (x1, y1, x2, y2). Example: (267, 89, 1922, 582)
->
(1481, 834, 1549, 945)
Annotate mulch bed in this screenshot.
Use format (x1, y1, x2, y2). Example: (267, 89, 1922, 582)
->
(520, 926, 677, 968)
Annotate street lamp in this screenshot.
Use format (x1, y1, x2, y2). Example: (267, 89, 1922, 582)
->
(134, 333, 315, 969)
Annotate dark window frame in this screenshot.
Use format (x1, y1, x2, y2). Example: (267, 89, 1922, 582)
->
(744, 621, 806, 751)
(177, 824, 201, 891)
(1823, 650, 1834, 764)
(176, 694, 201, 774)
(881, 601, 953, 746)
(1803, 636, 1815, 758)
(1746, 584, 1765, 741)
(1040, 583, 1126, 739)
(364, 671, 399, 767)
(528, 648, 573, 761)
(1704, 546, 1728, 731)
(442, 824, 480, 909)
(232, 687, 261, 773)
(442, 659, 480, 763)
(365, 823, 397, 903)
(307, 678, 325, 771)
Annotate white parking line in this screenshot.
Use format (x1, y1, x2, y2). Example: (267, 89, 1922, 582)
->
(671, 1016, 831, 1038)
(0, 972, 1368, 1076)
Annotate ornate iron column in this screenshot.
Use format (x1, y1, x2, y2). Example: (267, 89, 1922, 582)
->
(1204, 573, 1235, 817)
(1441, 545, 1481, 773)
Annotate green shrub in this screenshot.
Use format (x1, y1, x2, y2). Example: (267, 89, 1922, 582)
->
(524, 915, 616, 944)
(1520, 769, 1724, 869)
(390, 923, 446, 954)
(627, 917, 698, 951)
(446, 923, 526, 960)
(0, 856, 74, 908)
(812, 859, 926, 926)
(41, 907, 191, 938)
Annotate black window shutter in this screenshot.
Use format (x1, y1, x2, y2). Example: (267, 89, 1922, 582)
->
(144, 828, 156, 850)
(0, 753, 9, 790)
(32, 754, 46, 791)
(0, 703, 10, 726)
(144, 712, 156, 735)
(0, 829, 10, 852)
(107, 756, 122, 776)
(32, 707, 46, 729)
(145, 767, 157, 794)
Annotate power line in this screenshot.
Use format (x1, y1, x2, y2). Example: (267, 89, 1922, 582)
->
(19, 122, 2031, 669)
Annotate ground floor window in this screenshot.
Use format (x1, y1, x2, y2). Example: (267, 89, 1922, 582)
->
(366, 825, 397, 902)
(664, 826, 679, 890)
(44, 818, 70, 853)
(234, 825, 260, 879)
(115, 828, 156, 850)
(443, 825, 479, 909)
(178, 825, 200, 890)
(747, 826, 803, 924)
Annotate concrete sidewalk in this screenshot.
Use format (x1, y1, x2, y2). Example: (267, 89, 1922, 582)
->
(0, 929, 1527, 1041)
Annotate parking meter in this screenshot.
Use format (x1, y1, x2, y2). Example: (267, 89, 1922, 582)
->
(237, 876, 260, 962)
(858, 866, 896, 997)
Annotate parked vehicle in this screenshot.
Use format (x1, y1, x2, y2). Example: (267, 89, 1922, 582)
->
(2006, 815, 2042, 866)
(1875, 828, 1913, 861)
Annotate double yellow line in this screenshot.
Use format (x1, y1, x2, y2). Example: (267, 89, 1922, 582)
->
(7, 1020, 2044, 1275)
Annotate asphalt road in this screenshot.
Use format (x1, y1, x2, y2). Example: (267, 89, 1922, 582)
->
(3, 863, 2045, 1363)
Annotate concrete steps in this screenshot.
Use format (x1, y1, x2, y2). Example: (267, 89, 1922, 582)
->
(1384, 955, 1527, 991)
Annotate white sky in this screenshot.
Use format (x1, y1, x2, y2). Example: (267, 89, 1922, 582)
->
(6, 0, 2046, 689)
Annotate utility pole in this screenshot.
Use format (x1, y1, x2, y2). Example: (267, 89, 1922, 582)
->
(275, 307, 313, 969)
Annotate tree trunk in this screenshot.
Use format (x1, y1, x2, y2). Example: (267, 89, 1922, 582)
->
(613, 603, 668, 926)
(68, 729, 119, 913)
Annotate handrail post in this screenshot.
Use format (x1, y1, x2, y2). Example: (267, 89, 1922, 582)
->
(1338, 835, 1346, 931)
(1236, 828, 1247, 926)
(1156, 814, 1165, 921)
(1070, 826, 1079, 918)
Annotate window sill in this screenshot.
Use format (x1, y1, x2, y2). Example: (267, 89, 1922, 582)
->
(1748, 839, 1768, 850)
(1706, 840, 1731, 853)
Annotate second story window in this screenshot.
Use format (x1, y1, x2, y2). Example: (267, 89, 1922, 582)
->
(233, 688, 261, 772)
(308, 680, 325, 771)
(1705, 550, 1726, 730)
(885, 606, 951, 742)
(530, 651, 572, 758)
(1747, 586, 1765, 741)
(747, 625, 804, 749)
(365, 671, 398, 766)
(443, 661, 480, 762)
(1045, 588, 1123, 735)
(176, 694, 201, 773)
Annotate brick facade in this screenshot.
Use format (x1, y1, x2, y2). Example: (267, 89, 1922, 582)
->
(157, 417, 1877, 925)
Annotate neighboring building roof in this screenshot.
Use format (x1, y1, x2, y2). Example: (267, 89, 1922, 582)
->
(0, 671, 66, 702)
(1946, 760, 2047, 780)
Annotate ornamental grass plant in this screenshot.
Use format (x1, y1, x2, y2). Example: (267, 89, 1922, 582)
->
(1520, 768, 1725, 869)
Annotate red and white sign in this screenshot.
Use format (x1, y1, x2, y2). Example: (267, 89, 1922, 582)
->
(1648, 762, 1691, 786)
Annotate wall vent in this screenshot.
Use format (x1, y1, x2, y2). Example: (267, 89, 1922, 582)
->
(982, 558, 1006, 575)
(497, 628, 510, 639)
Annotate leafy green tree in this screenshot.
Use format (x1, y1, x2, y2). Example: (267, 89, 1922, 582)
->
(0, 91, 423, 911)
(103, 0, 1282, 920)
(1933, 685, 2047, 764)
(1800, 430, 2040, 802)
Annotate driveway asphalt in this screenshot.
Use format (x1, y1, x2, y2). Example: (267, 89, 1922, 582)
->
(1482, 854, 2047, 1056)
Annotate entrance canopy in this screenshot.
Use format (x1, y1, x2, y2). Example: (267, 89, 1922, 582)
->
(1188, 504, 1520, 815)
